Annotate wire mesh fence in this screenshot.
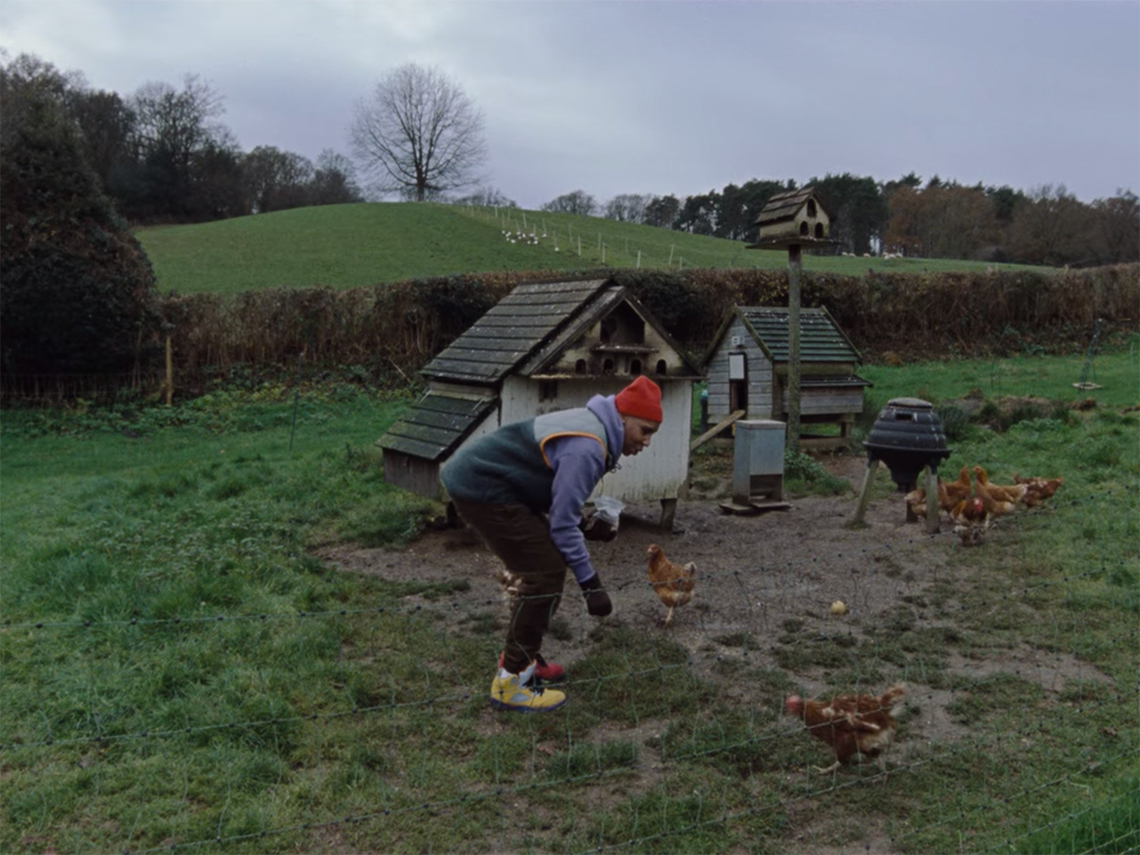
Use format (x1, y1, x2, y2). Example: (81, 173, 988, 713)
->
(2, 484, 1136, 853)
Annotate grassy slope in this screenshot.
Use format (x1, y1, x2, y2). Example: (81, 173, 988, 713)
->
(135, 202, 1048, 295)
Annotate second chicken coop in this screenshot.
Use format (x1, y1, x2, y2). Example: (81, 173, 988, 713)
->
(703, 306, 871, 449)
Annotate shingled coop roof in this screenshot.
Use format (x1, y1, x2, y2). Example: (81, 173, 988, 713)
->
(753, 186, 828, 228)
(421, 278, 611, 384)
(377, 393, 496, 462)
(737, 306, 862, 363)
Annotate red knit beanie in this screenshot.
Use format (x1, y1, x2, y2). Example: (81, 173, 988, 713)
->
(614, 376, 663, 423)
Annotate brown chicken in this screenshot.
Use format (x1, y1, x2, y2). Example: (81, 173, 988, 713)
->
(972, 466, 1028, 516)
(646, 544, 696, 626)
(904, 466, 972, 518)
(1012, 474, 1064, 508)
(941, 466, 974, 506)
(785, 684, 906, 774)
(949, 497, 991, 546)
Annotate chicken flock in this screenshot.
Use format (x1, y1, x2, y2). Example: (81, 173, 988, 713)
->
(605, 465, 1056, 775)
(905, 465, 1063, 545)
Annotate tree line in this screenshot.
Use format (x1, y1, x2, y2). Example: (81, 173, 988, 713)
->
(537, 175, 1139, 268)
(0, 53, 364, 225)
(4, 50, 1135, 269)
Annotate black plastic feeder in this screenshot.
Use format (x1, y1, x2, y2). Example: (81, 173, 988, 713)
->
(862, 397, 951, 491)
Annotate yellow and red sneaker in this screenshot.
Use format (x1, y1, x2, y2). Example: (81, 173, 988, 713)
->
(490, 672, 566, 713)
(498, 652, 565, 683)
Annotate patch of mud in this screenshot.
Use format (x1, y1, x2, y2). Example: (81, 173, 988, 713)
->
(316, 452, 1110, 761)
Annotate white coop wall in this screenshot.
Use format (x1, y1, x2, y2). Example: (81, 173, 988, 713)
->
(498, 375, 691, 502)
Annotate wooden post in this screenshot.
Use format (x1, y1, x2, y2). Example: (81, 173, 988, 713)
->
(602, 244, 606, 264)
(924, 465, 940, 533)
(164, 333, 173, 406)
(786, 243, 802, 452)
(852, 458, 879, 524)
(668, 244, 675, 265)
(637, 250, 641, 268)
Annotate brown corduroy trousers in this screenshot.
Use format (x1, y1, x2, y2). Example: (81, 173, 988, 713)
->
(449, 499, 567, 674)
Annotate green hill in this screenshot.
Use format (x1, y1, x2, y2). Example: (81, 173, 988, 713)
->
(135, 202, 1045, 296)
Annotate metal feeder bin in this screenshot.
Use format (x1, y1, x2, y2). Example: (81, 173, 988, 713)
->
(733, 419, 786, 504)
(862, 397, 951, 491)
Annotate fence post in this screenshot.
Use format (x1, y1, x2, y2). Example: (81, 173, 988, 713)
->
(637, 250, 641, 268)
(164, 332, 173, 406)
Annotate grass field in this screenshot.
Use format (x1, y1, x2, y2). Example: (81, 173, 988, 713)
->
(1, 347, 1136, 853)
(134, 203, 1049, 296)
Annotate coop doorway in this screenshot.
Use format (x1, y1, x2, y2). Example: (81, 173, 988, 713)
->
(728, 352, 747, 413)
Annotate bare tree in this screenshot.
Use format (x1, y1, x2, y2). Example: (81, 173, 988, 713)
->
(310, 149, 363, 206)
(349, 64, 486, 202)
(603, 193, 650, 223)
(541, 190, 597, 216)
(451, 185, 516, 208)
(1008, 184, 1090, 266)
(128, 74, 228, 218)
(1090, 189, 1139, 264)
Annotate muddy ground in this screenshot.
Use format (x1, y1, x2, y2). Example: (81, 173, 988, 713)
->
(319, 451, 1106, 758)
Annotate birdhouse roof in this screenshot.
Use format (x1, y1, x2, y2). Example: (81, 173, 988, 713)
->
(711, 306, 862, 364)
(753, 186, 829, 226)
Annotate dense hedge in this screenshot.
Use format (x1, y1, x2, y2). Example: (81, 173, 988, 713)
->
(4, 263, 1135, 402)
(153, 264, 1137, 389)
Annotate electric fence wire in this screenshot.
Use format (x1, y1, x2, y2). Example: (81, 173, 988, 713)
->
(2, 485, 1135, 852)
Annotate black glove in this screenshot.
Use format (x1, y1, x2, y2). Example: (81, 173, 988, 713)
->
(579, 513, 618, 542)
(579, 574, 613, 617)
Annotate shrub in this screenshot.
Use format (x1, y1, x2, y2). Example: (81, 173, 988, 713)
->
(0, 58, 159, 383)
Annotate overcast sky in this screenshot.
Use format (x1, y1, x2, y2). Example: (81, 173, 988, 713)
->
(2, 0, 1137, 209)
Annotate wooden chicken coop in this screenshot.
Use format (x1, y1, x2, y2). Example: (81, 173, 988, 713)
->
(703, 306, 870, 449)
(377, 276, 702, 527)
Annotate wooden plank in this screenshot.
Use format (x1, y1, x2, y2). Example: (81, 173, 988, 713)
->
(467, 314, 558, 328)
(402, 409, 483, 432)
(423, 358, 506, 379)
(385, 421, 462, 448)
(453, 328, 545, 345)
(431, 348, 528, 369)
(689, 410, 746, 451)
(416, 395, 493, 417)
(378, 433, 447, 460)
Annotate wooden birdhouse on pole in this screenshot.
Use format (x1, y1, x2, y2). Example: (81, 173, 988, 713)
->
(748, 186, 836, 451)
